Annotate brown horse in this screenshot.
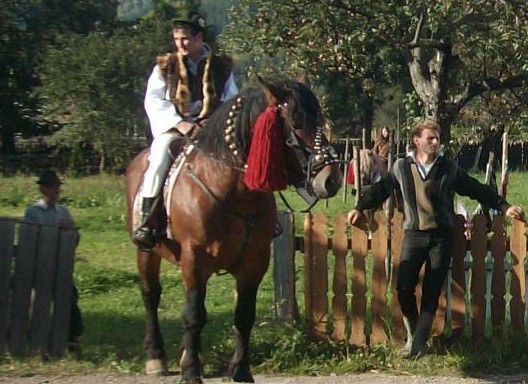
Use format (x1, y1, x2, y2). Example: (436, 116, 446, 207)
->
(126, 77, 341, 383)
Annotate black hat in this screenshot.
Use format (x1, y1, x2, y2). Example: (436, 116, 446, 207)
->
(37, 170, 62, 186)
(172, 11, 206, 33)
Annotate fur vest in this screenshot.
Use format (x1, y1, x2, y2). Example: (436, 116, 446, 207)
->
(156, 48, 233, 119)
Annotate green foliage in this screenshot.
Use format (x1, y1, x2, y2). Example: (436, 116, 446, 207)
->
(222, 0, 411, 137)
(35, 29, 155, 171)
(222, 0, 528, 140)
(0, 0, 119, 154)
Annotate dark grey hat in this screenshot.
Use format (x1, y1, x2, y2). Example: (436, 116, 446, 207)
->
(171, 11, 206, 33)
(37, 170, 62, 186)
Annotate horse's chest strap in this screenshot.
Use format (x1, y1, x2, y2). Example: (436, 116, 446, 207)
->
(185, 164, 261, 270)
(185, 163, 262, 227)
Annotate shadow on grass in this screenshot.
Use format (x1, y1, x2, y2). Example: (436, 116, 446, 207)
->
(426, 331, 528, 380)
(77, 309, 283, 378)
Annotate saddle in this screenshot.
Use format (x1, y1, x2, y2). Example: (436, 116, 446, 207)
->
(132, 137, 194, 241)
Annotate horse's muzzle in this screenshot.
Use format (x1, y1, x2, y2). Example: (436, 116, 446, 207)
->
(310, 164, 341, 199)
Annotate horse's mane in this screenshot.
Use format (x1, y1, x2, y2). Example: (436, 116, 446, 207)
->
(194, 77, 322, 167)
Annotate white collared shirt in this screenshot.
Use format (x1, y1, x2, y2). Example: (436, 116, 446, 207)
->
(407, 150, 440, 179)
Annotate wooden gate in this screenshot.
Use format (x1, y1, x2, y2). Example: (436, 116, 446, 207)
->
(300, 211, 527, 345)
(0, 217, 78, 356)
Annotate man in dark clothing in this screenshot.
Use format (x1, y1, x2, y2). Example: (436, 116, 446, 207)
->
(347, 120, 525, 358)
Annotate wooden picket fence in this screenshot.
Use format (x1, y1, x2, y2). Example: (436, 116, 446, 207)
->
(297, 211, 527, 345)
(0, 217, 78, 356)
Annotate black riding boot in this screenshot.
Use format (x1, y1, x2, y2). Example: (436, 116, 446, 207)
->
(133, 197, 156, 250)
(410, 311, 434, 359)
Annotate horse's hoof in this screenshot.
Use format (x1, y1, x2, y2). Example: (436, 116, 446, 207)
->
(179, 377, 203, 384)
(145, 359, 168, 375)
(232, 371, 255, 383)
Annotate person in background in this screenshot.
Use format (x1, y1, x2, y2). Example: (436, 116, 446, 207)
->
(347, 119, 525, 359)
(133, 10, 238, 250)
(24, 169, 83, 350)
(372, 125, 391, 171)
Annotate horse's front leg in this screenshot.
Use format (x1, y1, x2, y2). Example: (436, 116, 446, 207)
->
(229, 282, 258, 383)
(137, 250, 167, 375)
(229, 249, 270, 383)
(179, 272, 208, 384)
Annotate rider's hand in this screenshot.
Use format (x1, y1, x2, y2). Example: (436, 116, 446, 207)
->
(505, 205, 526, 223)
(347, 209, 363, 226)
(175, 121, 195, 136)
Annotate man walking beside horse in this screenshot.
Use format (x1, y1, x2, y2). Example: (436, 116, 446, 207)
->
(134, 10, 238, 250)
(348, 119, 525, 358)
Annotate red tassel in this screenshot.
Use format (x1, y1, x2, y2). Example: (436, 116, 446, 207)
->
(243, 106, 287, 191)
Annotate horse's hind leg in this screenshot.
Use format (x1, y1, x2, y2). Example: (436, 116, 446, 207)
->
(137, 250, 167, 375)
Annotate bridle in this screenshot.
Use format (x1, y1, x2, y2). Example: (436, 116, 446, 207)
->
(285, 125, 338, 188)
(214, 97, 339, 211)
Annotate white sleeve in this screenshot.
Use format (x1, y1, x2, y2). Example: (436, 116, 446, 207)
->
(144, 66, 183, 137)
(221, 72, 239, 102)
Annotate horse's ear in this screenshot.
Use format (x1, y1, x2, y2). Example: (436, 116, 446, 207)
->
(297, 72, 311, 89)
(256, 75, 288, 106)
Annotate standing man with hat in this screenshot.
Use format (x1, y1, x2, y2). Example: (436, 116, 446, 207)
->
(24, 169, 84, 350)
(25, 170, 76, 227)
(133, 10, 239, 250)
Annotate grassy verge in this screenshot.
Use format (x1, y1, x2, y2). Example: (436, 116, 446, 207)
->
(0, 173, 527, 378)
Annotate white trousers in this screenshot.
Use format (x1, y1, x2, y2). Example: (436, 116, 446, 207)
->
(141, 131, 180, 198)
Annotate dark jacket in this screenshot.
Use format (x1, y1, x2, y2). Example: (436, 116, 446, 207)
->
(355, 154, 509, 230)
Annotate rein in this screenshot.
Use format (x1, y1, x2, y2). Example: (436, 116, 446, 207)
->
(277, 190, 319, 213)
(184, 162, 261, 264)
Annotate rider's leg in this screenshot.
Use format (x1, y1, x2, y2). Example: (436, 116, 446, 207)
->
(133, 132, 177, 249)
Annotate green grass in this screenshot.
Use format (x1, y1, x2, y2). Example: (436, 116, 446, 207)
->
(1, 172, 528, 379)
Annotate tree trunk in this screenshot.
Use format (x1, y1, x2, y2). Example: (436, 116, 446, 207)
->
(99, 154, 105, 174)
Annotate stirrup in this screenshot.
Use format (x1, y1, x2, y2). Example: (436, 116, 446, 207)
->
(133, 226, 155, 250)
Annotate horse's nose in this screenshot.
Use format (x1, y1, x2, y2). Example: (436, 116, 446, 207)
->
(311, 164, 341, 198)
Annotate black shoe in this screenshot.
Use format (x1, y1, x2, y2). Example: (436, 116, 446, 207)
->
(409, 312, 434, 359)
(133, 226, 155, 250)
(68, 336, 83, 353)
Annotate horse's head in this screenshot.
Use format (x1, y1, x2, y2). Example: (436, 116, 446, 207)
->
(256, 76, 342, 199)
(194, 76, 341, 200)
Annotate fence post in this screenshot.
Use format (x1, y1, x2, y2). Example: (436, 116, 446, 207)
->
(353, 146, 360, 205)
(0, 218, 78, 357)
(0, 219, 15, 354)
(272, 210, 298, 322)
(342, 139, 349, 203)
(50, 227, 78, 355)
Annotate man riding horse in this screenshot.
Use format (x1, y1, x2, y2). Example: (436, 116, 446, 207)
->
(134, 10, 239, 250)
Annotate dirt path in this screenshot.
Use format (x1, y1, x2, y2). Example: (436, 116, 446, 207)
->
(1, 372, 526, 384)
